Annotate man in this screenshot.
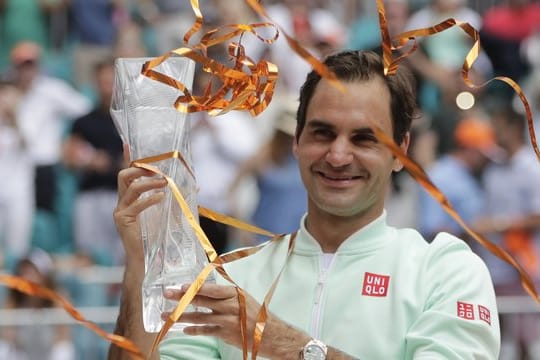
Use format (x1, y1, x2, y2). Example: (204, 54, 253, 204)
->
(62, 60, 124, 266)
(0, 80, 33, 264)
(111, 50, 500, 359)
(418, 117, 499, 240)
(9, 41, 91, 213)
(8, 41, 91, 252)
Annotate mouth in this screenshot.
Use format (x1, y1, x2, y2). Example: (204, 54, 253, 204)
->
(316, 171, 364, 185)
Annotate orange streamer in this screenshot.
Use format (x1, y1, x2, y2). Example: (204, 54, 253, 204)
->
(142, 20, 279, 117)
(0, 274, 145, 359)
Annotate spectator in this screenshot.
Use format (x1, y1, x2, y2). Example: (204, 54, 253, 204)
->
(261, 0, 345, 93)
(404, 0, 490, 114)
(347, 0, 409, 52)
(481, 0, 540, 84)
(0, 81, 34, 265)
(0, 248, 75, 360)
(190, 108, 261, 254)
(134, 0, 195, 55)
(0, 0, 49, 68)
(419, 117, 500, 240)
(69, 0, 126, 89)
(9, 41, 91, 251)
(229, 95, 307, 244)
(62, 59, 124, 265)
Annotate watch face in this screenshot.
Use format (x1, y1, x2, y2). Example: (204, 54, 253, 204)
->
(303, 344, 326, 360)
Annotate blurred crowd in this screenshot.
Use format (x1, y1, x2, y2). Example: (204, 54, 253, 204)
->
(0, 0, 540, 358)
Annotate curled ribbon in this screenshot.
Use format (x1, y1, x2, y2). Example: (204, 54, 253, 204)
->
(142, 0, 346, 118)
(142, 21, 279, 116)
(376, 0, 540, 302)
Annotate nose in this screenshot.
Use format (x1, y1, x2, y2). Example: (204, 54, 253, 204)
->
(325, 137, 353, 167)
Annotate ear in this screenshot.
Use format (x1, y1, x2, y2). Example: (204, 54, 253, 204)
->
(292, 138, 299, 159)
(392, 132, 410, 172)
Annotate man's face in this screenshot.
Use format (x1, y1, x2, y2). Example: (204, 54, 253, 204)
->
(15, 60, 39, 88)
(492, 115, 511, 150)
(97, 65, 115, 107)
(293, 77, 408, 220)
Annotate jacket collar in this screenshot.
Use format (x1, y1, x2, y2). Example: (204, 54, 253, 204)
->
(293, 211, 394, 256)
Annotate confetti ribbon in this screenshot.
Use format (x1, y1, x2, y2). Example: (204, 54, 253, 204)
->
(377, 0, 539, 161)
(141, 21, 279, 116)
(141, 0, 346, 118)
(375, 0, 540, 303)
(0, 274, 145, 359)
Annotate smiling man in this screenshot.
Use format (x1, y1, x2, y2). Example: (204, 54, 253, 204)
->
(110, 50, 500, 359)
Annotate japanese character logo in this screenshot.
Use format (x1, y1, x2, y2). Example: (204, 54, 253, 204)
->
(457, 301, 475, 320)
(478, 305, 491, 325)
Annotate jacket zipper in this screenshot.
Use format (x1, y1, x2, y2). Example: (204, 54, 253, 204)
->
(311, 253, 336, 338)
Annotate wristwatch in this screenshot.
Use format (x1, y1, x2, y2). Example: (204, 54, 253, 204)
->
(301, 339, 328, 360)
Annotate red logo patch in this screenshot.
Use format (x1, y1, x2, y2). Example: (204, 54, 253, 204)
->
(457, 301, 475, 320)
(478, 305, 491, 325)
(362, 272, 390, 297)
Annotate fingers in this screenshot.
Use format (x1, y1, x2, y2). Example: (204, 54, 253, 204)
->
(183, 324, 222, 336)
(164, 285, 239, 315)
(161, 311, 237, 338)
(118, 175, 167, 208)
(115, 167, 168, 224)
(165, 284, 237, 301)
(186, 283, 238, 300)
(117, 166, 159, 194)
(123, 143, 130, 165)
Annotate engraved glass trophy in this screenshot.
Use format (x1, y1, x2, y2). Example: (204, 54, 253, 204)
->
(111, 57, 212, 332)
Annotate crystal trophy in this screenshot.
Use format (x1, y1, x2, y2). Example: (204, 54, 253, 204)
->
(111, 57, 212, 332)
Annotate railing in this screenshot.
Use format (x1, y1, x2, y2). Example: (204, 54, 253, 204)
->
(497, 295, 540, 314)
(0, 306, 119, 326)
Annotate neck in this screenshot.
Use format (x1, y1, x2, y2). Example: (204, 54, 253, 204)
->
(506, 141, 523, 157)
(100, 100, 111, 112)
(305, 207, 382, 253)
(453, 151, 474, 169)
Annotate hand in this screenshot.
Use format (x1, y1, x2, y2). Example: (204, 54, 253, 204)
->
(165, 284, 262, 348)
(114, 166, 167, 266)
(164, 283, 311, 360)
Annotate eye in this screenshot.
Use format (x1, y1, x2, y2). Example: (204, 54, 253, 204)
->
(351, 133, 378, 146)
(312, 128, 335, 140)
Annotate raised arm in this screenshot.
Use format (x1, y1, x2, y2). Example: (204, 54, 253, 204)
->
(108, 166, 167, 360)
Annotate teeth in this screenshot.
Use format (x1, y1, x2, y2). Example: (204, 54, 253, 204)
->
(326, 175, 354, 181)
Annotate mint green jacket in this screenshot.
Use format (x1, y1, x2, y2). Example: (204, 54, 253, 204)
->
(160, 213, 500, 359)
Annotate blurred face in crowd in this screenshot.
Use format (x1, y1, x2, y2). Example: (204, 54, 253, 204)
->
(96, 64, 115, 109)
(14, 60, 39, 90)
(386, 0, 409, 36)
(434, 0, 464, 13)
